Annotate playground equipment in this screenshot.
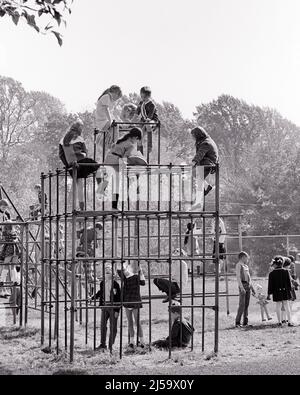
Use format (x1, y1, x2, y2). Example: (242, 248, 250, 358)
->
(0, 122, 244, 362)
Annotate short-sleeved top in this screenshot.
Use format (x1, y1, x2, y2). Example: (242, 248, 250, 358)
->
(95, 94, 114, 129)
(59, 136, 87, 166)
(104, 139, 137, 166)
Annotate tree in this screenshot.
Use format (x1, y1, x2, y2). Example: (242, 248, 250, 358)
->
(0, 0, 73, 45)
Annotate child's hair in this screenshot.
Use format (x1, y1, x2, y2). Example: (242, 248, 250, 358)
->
(122, 103, 137, 118)
(140, 86, 152, 97)
(98, 85, 122, 101)
(184, 223, 196, 245)
(116, 127, 142, 145)
(169, 300, 181, 314)
(0, 199, 9, 208)
(238, 251, 249, 260)
(288, 255, 295, 263)
(283, 257, 292, 268)
(191, 127, 208, 142)
(63, 120, 84, 146)
(34, 184, 41, 190)
(95, 222, 103, 230)
(271, 256, 284, 267)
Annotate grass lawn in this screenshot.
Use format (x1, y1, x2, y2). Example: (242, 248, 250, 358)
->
(0, 277, 299, 375)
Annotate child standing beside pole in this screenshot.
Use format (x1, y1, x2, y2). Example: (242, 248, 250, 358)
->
(117, 261, 146, 351)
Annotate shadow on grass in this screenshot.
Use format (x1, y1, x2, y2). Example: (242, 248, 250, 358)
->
(0, 327, 39, 340)
(224, 323, 299, 332)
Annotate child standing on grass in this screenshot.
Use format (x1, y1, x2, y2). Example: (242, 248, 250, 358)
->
(92, 262, 121, 352)
(0, 222, 20, 299)
(268, 256, 293, 327)
(254, 284, 272, 322)
(117, 261, 146, 351)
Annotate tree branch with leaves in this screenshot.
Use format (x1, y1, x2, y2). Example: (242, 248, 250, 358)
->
(0, 0, 73, 45)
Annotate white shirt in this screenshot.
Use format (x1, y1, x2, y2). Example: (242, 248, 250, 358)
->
(95, 94, 114, 129)
(172, 259, 188, 287)
(212, 218, 227, 244)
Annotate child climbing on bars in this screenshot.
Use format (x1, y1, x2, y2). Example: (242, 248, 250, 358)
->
(117, 260, 146, 352)
(0, 199, 11, 239)
(95, 85, 123, 158)
(59, 119, 103, 211)
(99, 127, 146, 210)
(91, 261, 121, 352)
(254, 284, 272, 322)
(29, 184, 48, 220)
(0, 222, 20, 299)
(136, 86, 159, 155)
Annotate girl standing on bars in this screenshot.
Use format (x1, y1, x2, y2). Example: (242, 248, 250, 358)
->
(117, 260, 146, 351)
(99, 127, 146, 210)
(95, 85, 123, 158)
(59, 119, 102, 211)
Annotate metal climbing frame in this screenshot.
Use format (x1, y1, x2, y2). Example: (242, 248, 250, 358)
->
(39, 122, 243, 362)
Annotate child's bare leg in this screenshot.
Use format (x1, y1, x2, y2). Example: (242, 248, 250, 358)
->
(77, 179, 84, 210)
(125, 308, 135, 344)
(282, 300, 292, 323)
(276, 302, 282, 324)
(264, 305, 272, 320)
(260, 305, 265, 321)
(133, 308, 144, 343)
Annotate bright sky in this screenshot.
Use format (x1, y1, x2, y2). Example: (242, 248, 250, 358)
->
(0, 0, 300, 124)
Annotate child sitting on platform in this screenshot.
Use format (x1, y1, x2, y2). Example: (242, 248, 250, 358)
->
(92, 261, 121, 352)
(152, 301, 194, 349)
(117, 260, 146, 351)
(254, 284, 272, 322)
(59, 119, 103, 211)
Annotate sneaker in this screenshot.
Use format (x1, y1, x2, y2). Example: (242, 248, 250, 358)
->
(235, 324, 242, 328)
(96, 344, 107, 352)
(262, 319, 266, 322)
(282, 320, 287, 324)
(137, 341, 145, 349)
(268, 317, 272, 321)
(288, 323, 294, 327)
(126, 343, 135, 352)
(278, 323, 282, 327)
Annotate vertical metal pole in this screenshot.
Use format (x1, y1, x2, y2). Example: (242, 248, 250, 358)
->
(24, 224, 29, 326)
(55, 170, 60, 353)
(238, 216, 243, 252)
(214, 164, 220, 354)
(48, 172, 53, 349)
(70, 164, 78, 362)
(41, 173, 45, 346)
(224, 235, 230, 315)
(168, 164, 173, 359)
(64, 169, 68, 350)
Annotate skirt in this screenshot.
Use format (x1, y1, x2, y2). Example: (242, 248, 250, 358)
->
(68, 158, 100, 179)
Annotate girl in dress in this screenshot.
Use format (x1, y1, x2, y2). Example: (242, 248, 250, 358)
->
(59, 119, 102, 210)
(268, 256, 293, 327)
(100, 127, 145, 210)
(95, 85, 122, 157)
(117, 261, 146, 351)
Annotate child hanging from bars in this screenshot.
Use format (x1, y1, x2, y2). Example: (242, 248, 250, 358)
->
(91, 261, 121, 352)
(117, 260, 146, 352)
(136, 86, 159, 155)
